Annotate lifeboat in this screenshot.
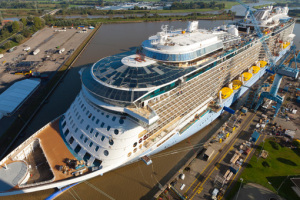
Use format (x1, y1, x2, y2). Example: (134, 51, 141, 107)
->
(220, 87, 233, 99)
(251, 66, 260, 74)
(242, 72, 252, 82)
(232, 80, 242, 90)
(259, 60, 267, 68)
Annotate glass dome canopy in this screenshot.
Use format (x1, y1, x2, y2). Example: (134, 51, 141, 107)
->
(91, 51, 196, 90)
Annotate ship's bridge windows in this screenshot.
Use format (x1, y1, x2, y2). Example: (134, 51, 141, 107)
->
(89, 142, 93, 147)
(75, 144, 81, 154)
(64, 129, 69, 137)
(84, 137, 88, 143)
(95, 146, 99, 152)
(83, 152, 91, 162)
(80, 134, 84, 139)
(107, 126, 111, 131)
(114, 129, 119, 135)
(100, 122, 105, 128)
(104, 150, 109, 156)
(93, 159, 102, 167)
(109, 139, 114, 145)
(69, 137, 74, 145)
(95, 132, 99, 138)
(86, 125, 90, 130)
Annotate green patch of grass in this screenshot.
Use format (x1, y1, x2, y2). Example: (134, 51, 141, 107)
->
(226, 139, 300, 200)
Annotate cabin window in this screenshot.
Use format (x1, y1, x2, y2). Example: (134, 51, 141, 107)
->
(114, 129, 119, 135)
(95, 146, 99, 152)
(89, 142, 93, 147)
(104, 150, 109, 156)
(69, 137, 74, 144)
(64, 129, 69, 137)
(75, 145, 81, 154)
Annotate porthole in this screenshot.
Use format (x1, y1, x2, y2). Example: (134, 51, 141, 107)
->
(104, 150, 109, 156)
(133, 142, 137, 147)
(114, 129, 119, 135)
(119, 119, 124, 124)
(112, 116, 116, 121)
(128, 152, 132, 157)
(109, 139, 114, 145)
(106, 115, 109, 118)
(133, 148, 137, 153)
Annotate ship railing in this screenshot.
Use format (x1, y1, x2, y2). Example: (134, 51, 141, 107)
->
(18, 138, 55, 188)
(0, 116, 61, 168)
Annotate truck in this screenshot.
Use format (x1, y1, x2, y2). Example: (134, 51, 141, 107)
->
(33, 49, 40, 55)
(24, 46, 31, 52)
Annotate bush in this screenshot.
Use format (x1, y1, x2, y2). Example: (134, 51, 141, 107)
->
(269, 141, 281, 150)
(262, 161, 271, 168)
(293, 140, 300, 148)
(3, 41, 12, 49)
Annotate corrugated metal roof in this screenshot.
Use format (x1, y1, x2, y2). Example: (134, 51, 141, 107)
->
(0, 79, 40, 118)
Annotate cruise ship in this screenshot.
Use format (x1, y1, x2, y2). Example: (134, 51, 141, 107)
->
(0, 5, 296, 196)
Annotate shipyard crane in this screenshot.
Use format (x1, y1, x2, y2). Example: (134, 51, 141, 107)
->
(237, 0, 299, 117)
(254, 46, 299, 117)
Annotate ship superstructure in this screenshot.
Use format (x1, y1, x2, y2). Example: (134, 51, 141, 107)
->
(0, 6, 296, 196)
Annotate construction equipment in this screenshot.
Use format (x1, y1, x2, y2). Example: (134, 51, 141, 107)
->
(237, 0, 299, 117)
(254, 46, 299, 116)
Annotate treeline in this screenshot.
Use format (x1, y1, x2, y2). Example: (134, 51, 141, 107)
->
(1, 17, 45, 50)
(44, 15, 98, 27)
(170, 2, 225, 10)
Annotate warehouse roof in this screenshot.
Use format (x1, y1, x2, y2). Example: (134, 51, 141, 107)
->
(0, 79, 40, 119)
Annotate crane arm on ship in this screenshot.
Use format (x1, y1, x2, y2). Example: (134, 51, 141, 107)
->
(237, 0, 299, 117)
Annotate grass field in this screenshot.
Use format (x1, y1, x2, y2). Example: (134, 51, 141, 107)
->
(226, 138, 300, 200)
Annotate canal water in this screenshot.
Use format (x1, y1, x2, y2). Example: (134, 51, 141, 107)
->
(2, 20, 300, 200)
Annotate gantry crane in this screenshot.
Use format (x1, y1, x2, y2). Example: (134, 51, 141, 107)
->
(237, 0, 299, 117)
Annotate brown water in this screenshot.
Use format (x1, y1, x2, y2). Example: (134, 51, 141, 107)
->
(2, 20, 300, 200)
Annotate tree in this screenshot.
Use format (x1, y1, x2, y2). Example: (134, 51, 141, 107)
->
(20, 18, 27, 27)
(33, 17, 41, 29)
(13, 34, 25, 43)
(3, 41, 12, 49)
(11, 21, 20, 33)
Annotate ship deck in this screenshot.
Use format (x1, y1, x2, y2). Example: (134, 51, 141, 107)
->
(0, 118, 88, 192)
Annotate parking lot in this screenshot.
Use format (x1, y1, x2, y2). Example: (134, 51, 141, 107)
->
(0, 27, 91, 92)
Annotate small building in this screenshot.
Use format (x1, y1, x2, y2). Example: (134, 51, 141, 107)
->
(203, 147, 215, 161)
(251, 131, 260, 142)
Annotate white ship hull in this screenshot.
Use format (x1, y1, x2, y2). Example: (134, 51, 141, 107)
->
(0, 44, 291, 197)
